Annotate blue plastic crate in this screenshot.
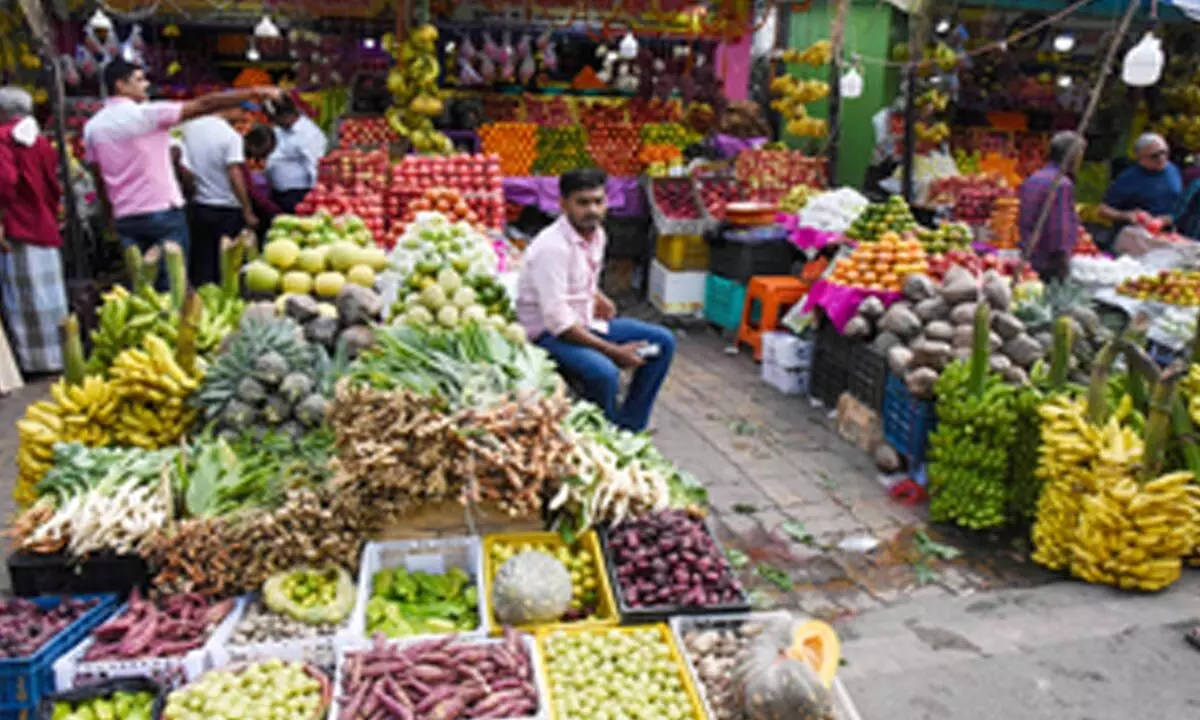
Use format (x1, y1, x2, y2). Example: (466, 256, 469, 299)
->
(0, 595, 118, 720)
(882, 373, 938, 467)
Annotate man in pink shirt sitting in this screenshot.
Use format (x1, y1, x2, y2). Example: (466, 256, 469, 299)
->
(516, 169, 675, 432)
(84, 59, 279, 285)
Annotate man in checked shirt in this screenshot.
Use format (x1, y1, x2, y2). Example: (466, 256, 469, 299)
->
(1018, 131, 1086, 283)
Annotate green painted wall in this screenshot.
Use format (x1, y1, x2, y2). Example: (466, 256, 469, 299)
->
(784, 1, 901, 187)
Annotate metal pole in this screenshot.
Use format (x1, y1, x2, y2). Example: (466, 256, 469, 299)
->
(901, 7, 921, 203)
(826, 0, 850, 187)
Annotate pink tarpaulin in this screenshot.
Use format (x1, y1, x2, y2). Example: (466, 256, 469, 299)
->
(777, 213, 844, 251)
(802, 279, 904, 333)
(503, 176, 646, 218)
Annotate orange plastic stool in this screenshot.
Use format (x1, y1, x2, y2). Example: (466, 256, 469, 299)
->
(736, 276, 808, 361)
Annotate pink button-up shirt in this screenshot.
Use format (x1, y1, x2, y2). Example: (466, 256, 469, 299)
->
(83, 97, 185, 219)
(516, 216, 606, 339)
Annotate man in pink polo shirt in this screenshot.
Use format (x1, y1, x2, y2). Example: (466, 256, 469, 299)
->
(516, 168, 675, 432)
(84, 59, 280, 284)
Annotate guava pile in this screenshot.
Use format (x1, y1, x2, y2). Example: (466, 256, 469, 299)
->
(246, 213, 390, 299)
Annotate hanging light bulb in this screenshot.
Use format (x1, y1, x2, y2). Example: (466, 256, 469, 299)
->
(619, 32, 638, 60)
(87, 9, 113, 31)
(840, 67, 864, 99)
(1122, 32, 1164, 87)
(1053, 33, 1076, 53)
(254, 15, 281, 39)
(1057, 75, 1073, 88)
(363, 37, 378, 50)
(246, 40, 260, 62)
(935, 18, 951, 34)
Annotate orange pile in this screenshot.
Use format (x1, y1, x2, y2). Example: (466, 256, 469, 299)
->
(479, 122, 537, 176)
(639, 144, 683, 166)
(989, 196, 1020, 249)
(829, 232, 928, 292)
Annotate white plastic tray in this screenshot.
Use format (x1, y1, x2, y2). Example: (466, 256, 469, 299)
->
(669, 611, 863, 720)
(339, 536, 488, 649)
(210, 593, 347, 676)
(54, 596, 245, 691)
(329, 632, 548, 720)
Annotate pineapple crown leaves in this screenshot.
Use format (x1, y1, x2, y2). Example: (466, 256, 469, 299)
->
(192, 317, 329, 420)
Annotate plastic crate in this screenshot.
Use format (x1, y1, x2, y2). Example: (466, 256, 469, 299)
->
(535, 624, 706, 720)
(0, 595, 118, 720)
(209, 594, 345, 677)
(340, 537, 488, 649)
(708, 225, 795, 284)
(646, 178, 710, 236)
(655, 233, 710, 272)
(35, 677, 166, 720)
(482, 531, 618, 635)
(882, 373, 938, 467)
(809, 348, 850, 408)
(53, 597, 243, 694)
(599, 519, 750, 625)
(704, 274, 748, 331)
(330, 633, 549, 720)
(847, 343, 888, 411)
(8, 553, 150, 600)
(669, 612, 864, 720)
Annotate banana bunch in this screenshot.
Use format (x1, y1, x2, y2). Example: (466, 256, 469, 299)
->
(196, 285, 245, 354)
(915, 121, 951, 143)
(0, 12, 19, 74)
(87, 285, 178, 374)
(770, 78, 829, 139)
(385, 26, 452, 154)
(1184, 364, 1200, 426)
(1030, 394, 1106, 571)
(781, 40, 832, 67)
(1073, 468, 1200, 591)
(108, 335, 202, 449)
(916, 89, 949, 112)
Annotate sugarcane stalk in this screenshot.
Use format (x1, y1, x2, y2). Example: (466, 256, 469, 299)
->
(175, 290, 203, 375)
(1142, 363, 1184, 481)
(1087, 338, 1121, 426)
(1048, 316, 1072, 390)
(241, 230, 259, 263)
(1171, 396, 1200, 479)
(140, 246, 162, 291)
(125, 245, 144, 292)
(1190, 311, 1200, 366)
(163, 241, 188, 310)
(968, 302, 990, 398)
(60, 314, 85, 386)
(220, 236, 246, 299)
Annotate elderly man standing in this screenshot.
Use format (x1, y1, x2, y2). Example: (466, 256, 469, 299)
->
(84, 59, 279, 283)
(265, 96, 326, 213)
(0, 87, 67, 375)
(1018, 131, 1086, 282)
(1099, 133, 1183, 254)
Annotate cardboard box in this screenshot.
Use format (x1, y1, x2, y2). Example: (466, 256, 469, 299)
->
(762, 361, 809, 395)
(762, 331, 813, 369)
(649, 259, 706, 316)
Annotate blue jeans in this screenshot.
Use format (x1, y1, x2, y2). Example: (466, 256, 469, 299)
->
(115, 208, 190, 291)
(536, 318, 675, 432)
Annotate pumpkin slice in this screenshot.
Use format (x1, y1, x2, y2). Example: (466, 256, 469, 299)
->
(787, 619, 841, 687)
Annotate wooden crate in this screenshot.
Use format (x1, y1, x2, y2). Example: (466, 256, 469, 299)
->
(376, 499, 543, 540)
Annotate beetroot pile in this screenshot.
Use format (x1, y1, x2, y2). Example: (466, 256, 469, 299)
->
(337, 629, 540, 719)
(607, 509, 745, 609)
(0, 596, 99, 658)
(83, 590, 235, 660)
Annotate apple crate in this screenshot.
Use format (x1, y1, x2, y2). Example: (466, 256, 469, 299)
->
(647, 178, 709, 236)
(340, 537, 488, 649)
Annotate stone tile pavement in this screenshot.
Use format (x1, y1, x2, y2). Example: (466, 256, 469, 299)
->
(649, 328, 1054, 621)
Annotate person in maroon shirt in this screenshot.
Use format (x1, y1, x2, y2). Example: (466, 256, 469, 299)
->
(0, 87, 67, 375)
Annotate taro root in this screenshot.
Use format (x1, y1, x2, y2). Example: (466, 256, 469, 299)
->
(981, 271, 1011, 310)
(879, 303, 922, 340)
(991, 311, 1025, 340)
(1002, 334, 1043, 368)
(335, 284, 384, 327)
(915, 296, 950, 322)
(888, 345, 914, 375)
(871, 331, 902, 353)
(949, 302, 978, 326)
(906, 367, 939, 399)
(903, 273, 936, 302)
(940, 266, 979, 304)
(842, 316, 871, 339)
(925, 320, 953, 343)
(858, 295, 886, 320)
(284, 294, 321, 324)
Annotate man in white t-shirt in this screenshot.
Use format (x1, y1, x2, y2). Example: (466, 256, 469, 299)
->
(181, 105, 256, 285)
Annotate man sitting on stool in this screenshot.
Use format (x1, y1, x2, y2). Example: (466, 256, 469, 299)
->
(516, 168, 675, 432)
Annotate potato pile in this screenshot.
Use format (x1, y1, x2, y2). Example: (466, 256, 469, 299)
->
(845, 266, 1046, 399)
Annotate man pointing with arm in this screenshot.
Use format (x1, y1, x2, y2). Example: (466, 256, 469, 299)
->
(84, 59, 280, 283)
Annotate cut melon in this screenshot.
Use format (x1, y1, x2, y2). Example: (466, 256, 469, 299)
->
(788, 619, 841, 687)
